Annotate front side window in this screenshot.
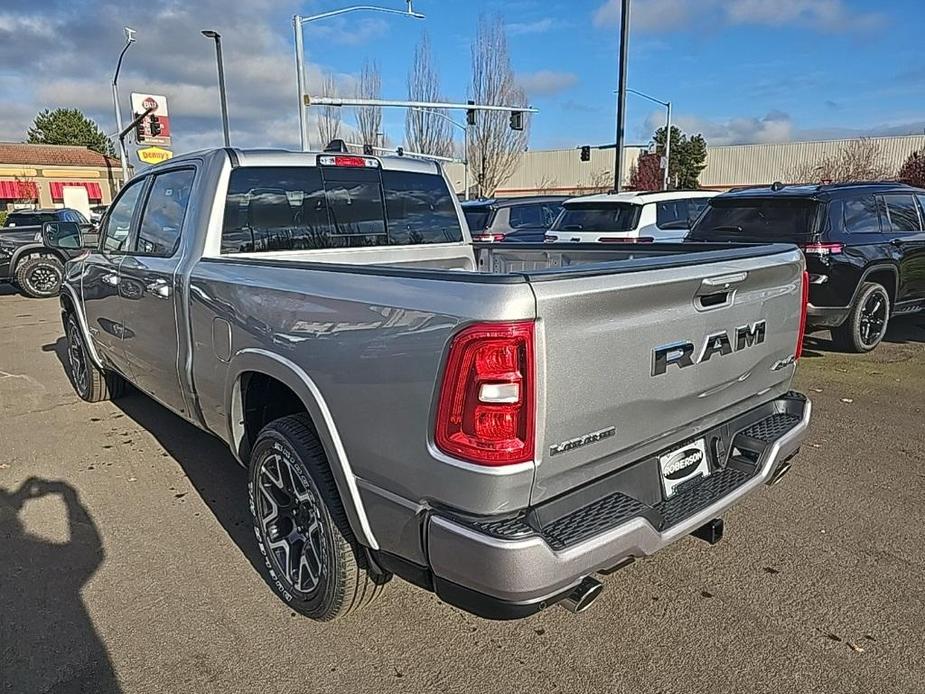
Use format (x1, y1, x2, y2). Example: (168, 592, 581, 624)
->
(843, 196, 881, 233)
(101, 180, 145, 252)
(221, 166, 462, 254)
(883, 194, 921, 233)
(135, 169, 195, 257)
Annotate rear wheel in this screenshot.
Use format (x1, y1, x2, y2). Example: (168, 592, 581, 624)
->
(16, 255, 64, 298)
(832, 281, 890, 353)
(64, 313, 124, 402)
(248, 414, 389, 621)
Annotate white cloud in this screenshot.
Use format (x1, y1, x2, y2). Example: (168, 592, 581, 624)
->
(594, 0, 885, 33)
(516, 70, 579, 97)
(507, 18, 555, 35)
(644, 109, 795, 145)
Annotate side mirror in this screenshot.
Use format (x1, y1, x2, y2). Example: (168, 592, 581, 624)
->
(42, 221, 82, 250)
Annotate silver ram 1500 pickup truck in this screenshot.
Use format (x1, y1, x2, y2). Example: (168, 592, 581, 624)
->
(43, 148, 811, 621)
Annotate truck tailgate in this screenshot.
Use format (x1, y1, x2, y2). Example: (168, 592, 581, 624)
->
(529, 246, 804, 503)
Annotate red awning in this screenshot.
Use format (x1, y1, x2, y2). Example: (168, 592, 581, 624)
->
(0, 179, 38, 200)
(50, 181, 103, 201)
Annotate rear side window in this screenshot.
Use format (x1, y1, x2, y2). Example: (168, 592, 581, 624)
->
(843, 196, 881, 233)
(883, 194, 921, 233)
(222, 166, 462, 254)
(656, 200, 692, 229)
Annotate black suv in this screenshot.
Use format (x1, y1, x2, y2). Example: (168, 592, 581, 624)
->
(688, 182, 925, 352)
(461, 196, 567, 243)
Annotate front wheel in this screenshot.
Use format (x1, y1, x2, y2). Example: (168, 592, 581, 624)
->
(248, 414, 390, 621)
(832, 281, 890, 353)
(64, 313, 124, 402)
(16, 255, 64, 298)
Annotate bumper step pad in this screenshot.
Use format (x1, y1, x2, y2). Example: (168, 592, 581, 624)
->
(470, 404, 804, 551)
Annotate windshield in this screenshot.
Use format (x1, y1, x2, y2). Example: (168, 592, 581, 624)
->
(689, 198, 821, 241)
(463, 208, 492, 231)
(4, 212, 56, 227)
(551, 203, 640, 232)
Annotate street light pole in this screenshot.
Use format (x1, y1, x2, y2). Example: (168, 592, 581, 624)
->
(626, 87, 671, 190)
(293, 3, 425, 151)
(111, 26, 135, 186)
(613, 0, 631, 192)
(410, 107, 469, 199)
(202, 30, 231, 146)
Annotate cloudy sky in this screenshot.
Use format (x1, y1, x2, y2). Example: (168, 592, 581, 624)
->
(2, 0, 923, 156)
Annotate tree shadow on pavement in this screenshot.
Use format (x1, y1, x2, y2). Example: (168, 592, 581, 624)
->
(0, 478, 121, 694)
(110, 391, 264, 573)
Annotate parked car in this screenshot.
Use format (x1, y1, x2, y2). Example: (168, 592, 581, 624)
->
(89, 204, 109, 224)
(46, 148, 810, 622)
(0, 209, 97, 297)
(688, 182, 925, 352)
(461, 196, 566, 242)
(543, 190, 717, 243)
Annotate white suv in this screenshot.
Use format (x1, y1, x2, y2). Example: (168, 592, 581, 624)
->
(544, 190, 718, 243)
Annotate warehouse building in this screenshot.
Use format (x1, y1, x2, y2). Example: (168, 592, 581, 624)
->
(444, 134, 925, 197)
(0, 143, 125, 211)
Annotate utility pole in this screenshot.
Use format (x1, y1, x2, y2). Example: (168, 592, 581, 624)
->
(111, 27, 135, 187)
(613, 0, 630, 192)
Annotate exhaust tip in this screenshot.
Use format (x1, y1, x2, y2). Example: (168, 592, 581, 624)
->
(560, 577, 603, 614)
(769, 461, 792, 485)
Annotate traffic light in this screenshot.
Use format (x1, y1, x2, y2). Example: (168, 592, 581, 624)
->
(135, 120, 146, 143)
(396, 146, 404, 157)
(509, 110, 524, 131)
(362, 143, 374, 155)
(149, 114, 162, 137)
(580, 145, 591, 162)
(466, 99, 476, 126)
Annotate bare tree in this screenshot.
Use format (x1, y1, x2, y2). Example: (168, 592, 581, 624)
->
(468, 14, 528, 197)
(316, 72, 342, 148)
(789, 138, 892, 183)
(404, 33, 454, 158)
(355, 60, 382, 149)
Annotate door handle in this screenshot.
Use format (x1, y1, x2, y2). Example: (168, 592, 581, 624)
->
(701, 272, 748, 290)
(146, 279, 172, 299)
(889, 238, 903, 246)
(101, 273, 120, 286)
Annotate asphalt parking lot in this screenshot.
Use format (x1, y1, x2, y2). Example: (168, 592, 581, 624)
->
(1, 286, 924, 694)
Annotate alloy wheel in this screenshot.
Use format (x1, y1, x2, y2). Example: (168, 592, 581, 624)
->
(29, 265, 60, 294)
(66, 321, 89, 396)
(858, 291, 887, 348)
(255, 452, 327, 596)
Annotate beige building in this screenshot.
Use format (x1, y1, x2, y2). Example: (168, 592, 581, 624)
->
(445, 134, 925, 197)
(0, 142, 125, 210)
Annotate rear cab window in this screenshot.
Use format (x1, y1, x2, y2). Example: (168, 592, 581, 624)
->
(222, 164, 463, 254)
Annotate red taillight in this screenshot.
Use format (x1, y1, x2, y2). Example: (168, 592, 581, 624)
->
(435, 321, 535, 466)
(795, 271, 809, 360)
(599, 236, 654, 243)
(800, 242, 843, 255)
(473, 233, 505, 242)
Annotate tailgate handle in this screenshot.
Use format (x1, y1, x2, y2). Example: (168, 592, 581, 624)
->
(700, 272, 748, 290)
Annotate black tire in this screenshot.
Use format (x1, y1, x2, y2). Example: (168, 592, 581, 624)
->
(16, 255, 64, 298)
(832, 281, 890, 353)
(248, 414, 389, 621)
(64, 313, 124, 402)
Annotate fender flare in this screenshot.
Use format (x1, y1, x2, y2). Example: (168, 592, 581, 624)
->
(58, 283, 106, 370)
(225, 348, 378, 550)
(9, 243, 68, 277)
(854, 263, 899, 307)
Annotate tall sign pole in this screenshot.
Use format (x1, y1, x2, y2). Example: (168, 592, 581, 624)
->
(613, 0, 631, 192)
